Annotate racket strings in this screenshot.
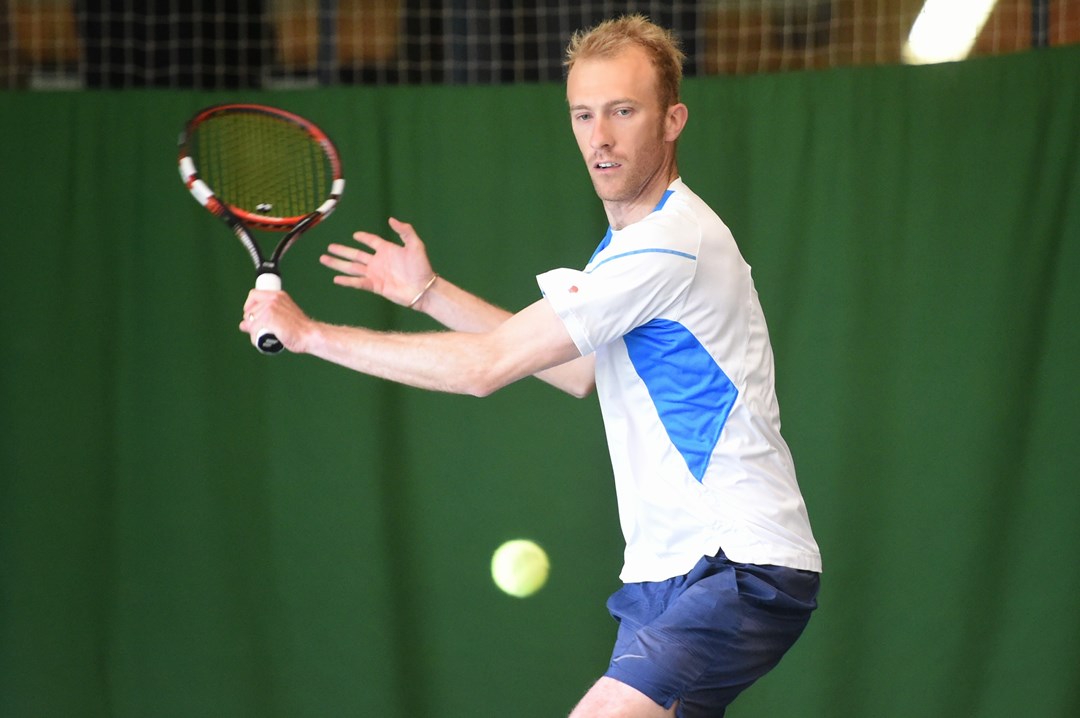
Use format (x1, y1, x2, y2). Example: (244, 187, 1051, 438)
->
(193, 111, 333, 226)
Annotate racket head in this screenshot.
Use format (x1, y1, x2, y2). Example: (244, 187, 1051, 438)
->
(178, 103, 344, 232)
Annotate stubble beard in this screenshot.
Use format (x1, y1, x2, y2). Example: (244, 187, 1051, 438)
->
(588, 128, 671, 206)
(590, 154, 670, 205)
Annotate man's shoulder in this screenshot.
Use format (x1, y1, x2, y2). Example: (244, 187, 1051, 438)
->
(632, 180, 725, 243)
(666, 179, 724, 221)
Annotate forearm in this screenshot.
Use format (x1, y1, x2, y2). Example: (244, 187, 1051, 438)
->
(299, 321, 512, 397)
(412, 275, 512, 333)
(413, 277, 596, 397)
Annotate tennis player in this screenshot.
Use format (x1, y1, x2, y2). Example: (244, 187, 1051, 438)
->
(241, 15, 821, 717)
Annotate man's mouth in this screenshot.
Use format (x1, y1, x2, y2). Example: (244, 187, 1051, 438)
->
(595, 161, 621, 170)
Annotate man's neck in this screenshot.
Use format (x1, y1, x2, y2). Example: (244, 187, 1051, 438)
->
(604, 163, 679, 230)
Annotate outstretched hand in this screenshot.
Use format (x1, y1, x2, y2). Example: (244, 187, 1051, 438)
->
(320, 217, 436, 308)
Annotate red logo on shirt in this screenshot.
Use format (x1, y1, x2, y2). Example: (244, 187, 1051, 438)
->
(569, 286, 579, 293)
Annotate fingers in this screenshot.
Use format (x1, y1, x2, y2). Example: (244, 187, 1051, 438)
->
(238, 311, 263, 348)
(351, 230, 390, 251)
(332, 218, 431, 305)
(351, 218, 421, 250)
(320, 251, 364, 277)
(327, 241, 369, 261)
(241, 288, 272, 322)
(239, 292, 264, 333)
(388, 217, 419, 247)
(239, 289, 307, 351)
(322, 239, 374, 279)
(241, 290, 261, 317)
(332, 275, 367, 289)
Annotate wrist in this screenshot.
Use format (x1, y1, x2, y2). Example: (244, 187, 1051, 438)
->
(407, 273, 439, 310)
(293, 319, 326, 356)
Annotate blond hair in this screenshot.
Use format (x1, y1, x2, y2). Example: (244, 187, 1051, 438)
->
(564, 14, 685, 110)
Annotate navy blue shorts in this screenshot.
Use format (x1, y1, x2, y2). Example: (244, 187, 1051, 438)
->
(603, 550, 820, 718)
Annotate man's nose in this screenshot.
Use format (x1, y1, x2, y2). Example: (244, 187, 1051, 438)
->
(590, 116, 612, 149)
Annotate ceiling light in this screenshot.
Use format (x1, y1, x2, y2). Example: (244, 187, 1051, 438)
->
(903, 0, 1000, 64)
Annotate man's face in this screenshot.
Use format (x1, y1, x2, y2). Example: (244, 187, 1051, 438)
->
(566, 47, 675, 209)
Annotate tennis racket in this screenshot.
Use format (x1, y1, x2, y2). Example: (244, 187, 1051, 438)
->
(178, 103, 344, 354)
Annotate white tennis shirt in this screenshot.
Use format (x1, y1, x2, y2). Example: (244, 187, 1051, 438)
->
(537, 178, 821, 583)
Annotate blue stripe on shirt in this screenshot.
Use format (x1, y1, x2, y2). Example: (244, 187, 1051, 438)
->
(588, 248, 696, 273)
(624, 319, 738, 482)
(587, 189, 675, 267)
(588, 227, 613, 266)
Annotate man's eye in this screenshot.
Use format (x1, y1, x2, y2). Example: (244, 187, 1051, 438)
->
(615, 108, 632, 117)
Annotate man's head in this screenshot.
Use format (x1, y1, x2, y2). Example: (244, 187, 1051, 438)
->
(565, 14, 685, 114)
(564, 15, 688, 227)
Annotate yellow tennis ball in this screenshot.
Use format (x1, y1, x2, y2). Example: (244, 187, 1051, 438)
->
(491, 539, 550, 598)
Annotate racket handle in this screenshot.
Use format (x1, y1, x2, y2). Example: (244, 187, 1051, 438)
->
(254, 272, 285, 355)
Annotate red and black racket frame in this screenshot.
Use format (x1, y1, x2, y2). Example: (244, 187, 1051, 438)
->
(178, 103, 345, 353)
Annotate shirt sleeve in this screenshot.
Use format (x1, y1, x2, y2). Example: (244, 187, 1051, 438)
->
(537, 211, 700, 356)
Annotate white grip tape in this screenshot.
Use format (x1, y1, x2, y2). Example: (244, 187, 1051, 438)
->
(255, 273, 282, 291)
(254, 273, 284, 353)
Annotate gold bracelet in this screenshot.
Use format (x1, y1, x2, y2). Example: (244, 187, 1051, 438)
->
(407, 273, 439, 308)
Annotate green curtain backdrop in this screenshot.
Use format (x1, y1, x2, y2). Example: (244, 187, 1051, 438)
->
(2, 44, 1078, 718)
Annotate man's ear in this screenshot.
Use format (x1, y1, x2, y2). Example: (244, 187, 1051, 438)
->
(665, 103, 689, 142)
